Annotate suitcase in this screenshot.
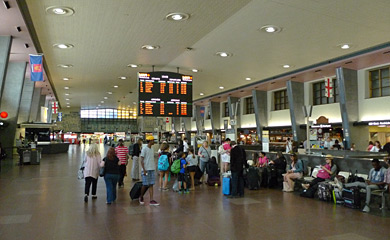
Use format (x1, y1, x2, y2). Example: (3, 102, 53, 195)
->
(318, 182, 333, 201)
(207, 176, 221, 186)
(342, 187, 361, 209)
(194, 166, 203, 179)
(300, 186, 316, 198)
(247, 167, 261, 190)
(129, 182, 148, 200)
(222, 177, 231, 195)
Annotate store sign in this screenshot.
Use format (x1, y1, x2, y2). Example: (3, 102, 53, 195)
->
(368, 121, 390, 126)
(311, 124, 332, 128)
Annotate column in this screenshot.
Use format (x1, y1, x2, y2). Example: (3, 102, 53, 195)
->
(0, 62, 27, 151)
(195, 105, 203, 135)
(36, 94, 46, 122)
(209, 101, 220, 136)
(336, 67, 358, 149)
(286, 80, 305, 142)
(29, 87, 42, 122)
(0, 36, 12, 98)
(17, 78, 35, 124)
(252, 90, 268, 143)
(227, 96, 240, 140)
(181, 117, 192, 140)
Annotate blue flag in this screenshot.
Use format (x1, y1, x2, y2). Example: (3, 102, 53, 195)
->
(29, 55, 43, 81)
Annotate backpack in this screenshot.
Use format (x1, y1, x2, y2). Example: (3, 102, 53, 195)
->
(128, 144, 134, 156)
(317, 182, 333, 201)
(171, 159, 181, 174)
(157, 154, 169, 171)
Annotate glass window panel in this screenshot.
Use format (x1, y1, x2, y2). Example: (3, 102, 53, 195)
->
(321, 97, 327, 103)
(372, 89, 380, 97)
(328, 97, 334, 103)
(315, 98, 321, 105)
(321, 89, 325, 97)
(371, 79, 380, 88)
(89, 110, 97, 118)
(106, 109, 113, 118)
(314, 83, 320, 91)
(80, 110, 88, 118)
(113, 110, 118, 118)
(382, 87, 390, 96)
(381, 68, 389, 79)
(371, 70, 379, 81)
(382, 78, 390, 88)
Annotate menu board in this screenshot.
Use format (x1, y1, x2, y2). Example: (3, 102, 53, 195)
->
(138, 72, 192, 117)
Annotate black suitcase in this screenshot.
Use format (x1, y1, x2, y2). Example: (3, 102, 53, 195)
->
(195, 166, 203, 179)
(247, 167, 261, 190)
(300, 187, 316, 198)
(129, 182, 148, 200)
(342, 187, 361, 209)
(318, 182, 333, 201)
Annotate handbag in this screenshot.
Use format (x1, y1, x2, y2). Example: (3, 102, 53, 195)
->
(78, 169, 84, 180)
(99, 166, 105, 177)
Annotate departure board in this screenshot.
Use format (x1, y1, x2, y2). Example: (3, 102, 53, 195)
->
(138, 71, 192, 117)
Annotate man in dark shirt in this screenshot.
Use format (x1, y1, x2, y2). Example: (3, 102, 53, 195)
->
(229, 141, 248, 198)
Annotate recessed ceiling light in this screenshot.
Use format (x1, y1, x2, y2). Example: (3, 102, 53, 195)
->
(128, 64, 141, 68)
(57, 64, 73, 68)
(200, 93, 204, 96)
(246, 77, 251, 81)
(141, 45, 160, 50)
(104, 97, 108, 99)
(133, 102, 136, 104)
(53, 43, 74, 49)
(113, 85, 118, 88)
(46, 6, 75, 16)
(101, 101, 104, 103)
(98, 104, 101, 107)
(65, 93, 69, 96)
(260, 25, 282, 33)
(216, 52, 232, 57)
(339, 43, 352, 49)
(166, 12, 190, 21)
(107, 92, 112, 94)
(65, 98, 70, 101)
(67, 106, 70, 108)
(66, 102, 70, 105)
(119, 76, 126, 80)
(192, 69, 199, 73)
(219, 86, 224, 89)
(63, 77, 70, 81)
(283, 64, 290, 68)
(64, 87, 69, 90)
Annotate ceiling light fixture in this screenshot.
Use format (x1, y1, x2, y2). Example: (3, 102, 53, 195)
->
(67, 106, 70, 108)
(260, 25, 282, 33)
(65, 93, 69, 96)
(64, 87, 69, 90)
(166, 12, 190, 21)
(200, 93, 204, 96)
(339, 43, 351, 50)
(246, 77, 251, 81)
(113, 85, 118, 88)
(133, 102, 136, 105)
(192, 69, 199, 73)
(53, 43, 74, 49)
(104, 97, 108, 99)
(128, 64, 141, 68)
(219, 86, 224, 89)
(283, 64, 290, 68)
(107, 92, 112, 94)
(98, 104, 101, 107)
(101, 101, 104, 103)
(119, 77, 126, 80)
(65, 98, 70, 101)
(216, 52, 232, 58)
(63, 77, 70, 81)
(57, 64, 73, 68)
(141, 45, 160, 50)
(46, 6, 75, 16)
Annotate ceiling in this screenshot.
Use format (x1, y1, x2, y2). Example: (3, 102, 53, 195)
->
(12, 0, 390, 111)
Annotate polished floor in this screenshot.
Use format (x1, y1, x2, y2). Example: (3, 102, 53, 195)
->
(0, 144, 389, 240)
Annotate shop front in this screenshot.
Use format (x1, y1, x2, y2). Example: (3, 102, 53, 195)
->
(237, 128, 258, 145)
(354, 120, 390, 146)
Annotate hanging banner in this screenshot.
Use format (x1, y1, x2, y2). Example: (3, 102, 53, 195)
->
(29, 54, 44, 81)
(324, 77, 333, 98)
(52, 101, 59, 114)
(58, 112, 63, 122)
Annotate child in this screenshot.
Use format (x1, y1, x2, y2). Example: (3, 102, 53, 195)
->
(178, 152, 189, 194)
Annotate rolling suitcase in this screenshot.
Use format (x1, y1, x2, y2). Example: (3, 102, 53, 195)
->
(318, 182, 333, 201)
(129, 182, 148, 200)
(247, 167, 261, 190)
(222, 177, 231, 195)
(342, 187, 361, 209)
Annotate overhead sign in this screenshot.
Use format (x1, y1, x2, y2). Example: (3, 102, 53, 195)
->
(138, 72, 192, 117)
(368, 121, 390, 126)
(58, 112, 63, 122)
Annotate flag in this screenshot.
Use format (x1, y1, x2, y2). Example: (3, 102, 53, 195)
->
(29, 54, 43, 81)
(52, 101, 59, 114)
(324, 77, 333, 98)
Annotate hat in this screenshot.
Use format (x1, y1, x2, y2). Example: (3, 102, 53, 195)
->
(325, 154, 333, 159)
(146, 136, 154, 141)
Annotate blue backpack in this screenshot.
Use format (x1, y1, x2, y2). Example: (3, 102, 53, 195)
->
(158, 154, 169, 171)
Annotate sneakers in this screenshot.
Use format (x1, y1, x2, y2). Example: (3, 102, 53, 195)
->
(185, 190, 190, 194)
(150, 200, 160, 206)
(162, 188, 169, 191)
(92, 195, 97, 199)
(84, 195, 88, 202)
(334, 177, 343, 190)
(139, 197, 144, 205)
(362, 205, 370, 213)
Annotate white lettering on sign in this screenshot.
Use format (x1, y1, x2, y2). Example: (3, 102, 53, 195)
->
(368, 121, 390, 126)
(311, 124, 332, 128)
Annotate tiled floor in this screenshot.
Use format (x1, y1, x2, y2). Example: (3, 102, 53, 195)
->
(0, 144, 390, 240)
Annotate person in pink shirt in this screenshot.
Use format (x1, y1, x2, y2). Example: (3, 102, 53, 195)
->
(302, 155, 337, 190)
(221, 138, 231, 173)
(257, 152, 268, 168)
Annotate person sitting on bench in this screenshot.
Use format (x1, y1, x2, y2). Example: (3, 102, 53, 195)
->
(302, 154, 337, 190)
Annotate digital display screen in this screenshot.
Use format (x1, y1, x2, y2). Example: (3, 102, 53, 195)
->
(138, 72, 192, 117)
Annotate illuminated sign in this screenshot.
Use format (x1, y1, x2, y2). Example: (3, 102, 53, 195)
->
(138, 72, 192, 117)
(311, 124, 332, 128)
(368, 121, 390, 126)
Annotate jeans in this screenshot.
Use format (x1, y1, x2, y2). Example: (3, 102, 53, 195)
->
(345, 182, 380, 205)
(231, 171, 244, 197)
(85, 177, 98, 195)
(119, 164, 126, 186)
(104, 173, 119, 203)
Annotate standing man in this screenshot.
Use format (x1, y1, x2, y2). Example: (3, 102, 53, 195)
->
(139, 136, 159, 206)
(115, 139, 129, 188)
(229, 141, 248, 198)
(183, 137, 189, 156)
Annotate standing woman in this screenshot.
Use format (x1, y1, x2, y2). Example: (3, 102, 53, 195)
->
(158, 143, 171, 191)
(102, 147, 121, 204)
(131, 139, 143, 181)
(198, 141, 211, 183)
(221, 138, 232, 173)
(283, 153, 303, 192)
(83, 144, 102, 202)
(370, 141, 382, 152)
(186, 147, 198, 190)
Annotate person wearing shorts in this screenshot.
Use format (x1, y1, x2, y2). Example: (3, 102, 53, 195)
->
(186, 147, 198, 190)
(139, 136, 159, 206)
(221, 138, 232, 173)
(198, 141, 211, 183)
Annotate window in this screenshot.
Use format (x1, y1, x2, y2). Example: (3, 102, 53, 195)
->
(370, 67, 390, 97)
(80, 109, 137, 119)
(223, 102, 229, 117)
(245, 97, 254, 114)
(313, 79, 339, 105)
(274, 90, 289, 110)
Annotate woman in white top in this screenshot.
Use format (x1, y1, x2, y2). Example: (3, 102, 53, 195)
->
(83, 144, 103, 202)
(370, 141, 382, 152)
(285, 138, 293, 153)
(323, 137, 333, 149)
